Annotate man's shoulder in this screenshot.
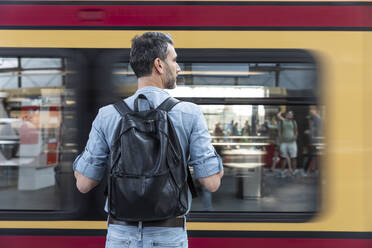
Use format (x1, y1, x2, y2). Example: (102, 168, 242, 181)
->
(96, 98, 202, 119)
(172, 100, 202, 116)
(97, 102, 121, 119)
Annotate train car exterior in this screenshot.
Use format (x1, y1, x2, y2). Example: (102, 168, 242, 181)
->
(0, 1, 371, 248)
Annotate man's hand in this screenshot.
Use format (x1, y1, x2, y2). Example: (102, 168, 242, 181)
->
(74, 170, 99, 194)
(198, 171, 224, 193)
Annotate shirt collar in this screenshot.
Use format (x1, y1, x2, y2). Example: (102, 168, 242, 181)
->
(135, 86, 170, 96)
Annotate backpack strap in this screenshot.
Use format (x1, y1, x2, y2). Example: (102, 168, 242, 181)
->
(113, 100, 132, 116)
(106, 100, 130, 201)
(158, 97, 198, 198)
(134, 94, 154, 112)
(186, 165, 198, 198)
(157, 97, 180, 112)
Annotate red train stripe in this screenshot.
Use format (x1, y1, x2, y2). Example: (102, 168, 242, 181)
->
(0, 236, 105, 248)
(190, 238, 372, 248)
(0, 5, 371, 28)
(1, 236, 372, 248)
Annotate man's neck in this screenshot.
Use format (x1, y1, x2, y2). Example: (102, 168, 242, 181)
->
(137, 76, 164, 89)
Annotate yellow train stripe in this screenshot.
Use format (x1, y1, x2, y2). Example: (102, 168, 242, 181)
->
(0, 221, 106, 230)
(0, 220, 369, 232)
(0, 30, 367, 49)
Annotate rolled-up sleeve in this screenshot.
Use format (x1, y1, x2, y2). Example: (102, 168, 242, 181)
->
(188, 107, 223, 179)
(73, 109, 109, 181)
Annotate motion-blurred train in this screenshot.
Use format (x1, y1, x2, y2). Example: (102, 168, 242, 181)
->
(0, 1, 371, 247)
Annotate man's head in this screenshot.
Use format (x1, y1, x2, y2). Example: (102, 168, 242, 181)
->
(286, 111, 294, 119)
(130, 32, 180, 89)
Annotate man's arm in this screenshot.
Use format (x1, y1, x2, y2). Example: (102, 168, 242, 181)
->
(188, 105, 224, 193)
(277, 111, 285, 143)
(73, 108, 110, 194)
(277, 110, 285, 121)
(74, 171, 99, 194)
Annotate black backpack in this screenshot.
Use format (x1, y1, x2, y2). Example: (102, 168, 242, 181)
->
(108, 94, 196, 222)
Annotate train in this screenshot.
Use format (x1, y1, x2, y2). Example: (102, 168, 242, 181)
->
(0, 0, 371, 247)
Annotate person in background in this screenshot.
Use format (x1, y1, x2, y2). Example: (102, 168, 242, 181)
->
(270, 149, 281, 172)
(232, 121, 239, 136)
(214, 122, 224, 142)
(277, 109, 299, 177)
(261, 115, 279, 174)
(303, 106, 322, 176)
(241, 120, 251, 137)
(257, 118, 269, 136)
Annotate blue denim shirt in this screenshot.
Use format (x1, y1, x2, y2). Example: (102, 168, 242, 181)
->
(73, 86, 223, 185)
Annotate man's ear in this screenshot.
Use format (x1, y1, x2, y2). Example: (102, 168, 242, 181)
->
(154, 58, 164, 74)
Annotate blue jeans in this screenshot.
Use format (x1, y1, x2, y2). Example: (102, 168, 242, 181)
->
(105, 220, 188, 248)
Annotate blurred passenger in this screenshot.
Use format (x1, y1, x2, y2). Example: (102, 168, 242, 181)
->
(232, 122, 239, 136)
(213, 123, 224, 156)
(214, 122, 223, 137)
(257, 121, 269, 136)
(213, 122, 224, 143)
(303, 106, 322, 176)
(277, 110, 298, 177)
(241, 120, 251, 136)
(228, 120, 234, 134)
(266, 116, 279, 140)
(265, 115, 280, 173)
(269, 149, 281, 172)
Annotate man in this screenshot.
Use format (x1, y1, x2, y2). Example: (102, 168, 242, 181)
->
(277, 109, 298, 177)
(73, 32, 223, 248)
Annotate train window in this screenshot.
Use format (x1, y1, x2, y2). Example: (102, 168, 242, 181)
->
(190, 103, 323, 214)
(0, 52, 80, 215)
(107, 49, 322, 221)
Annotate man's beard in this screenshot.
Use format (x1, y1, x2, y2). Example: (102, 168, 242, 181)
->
(164, 65, 176, 89)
